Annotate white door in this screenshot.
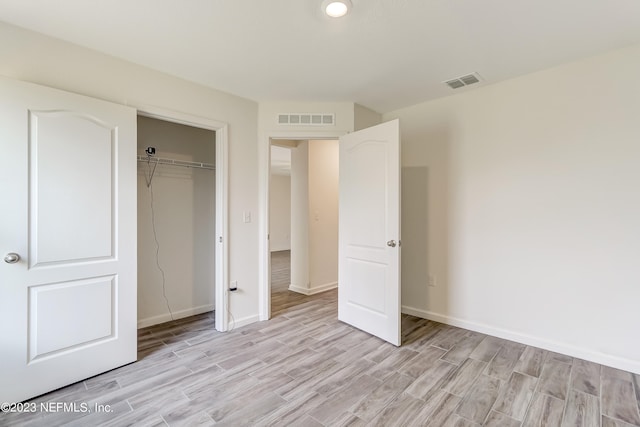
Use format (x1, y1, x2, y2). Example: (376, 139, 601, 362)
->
(0, 78, 137, 403)
(338, 119, 401, 345)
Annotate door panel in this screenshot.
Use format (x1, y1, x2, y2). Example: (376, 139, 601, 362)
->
(30, 111, 115, 266)
(0, 77, 137, 403)
(338, 119, 401, 346)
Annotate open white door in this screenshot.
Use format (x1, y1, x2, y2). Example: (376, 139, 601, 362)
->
(0, 78, 137, 403)
(338, 119, 401, 346)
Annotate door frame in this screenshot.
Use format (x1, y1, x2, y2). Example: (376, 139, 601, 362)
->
(258, 130, 345, 321)
(137, 105, 230, 332)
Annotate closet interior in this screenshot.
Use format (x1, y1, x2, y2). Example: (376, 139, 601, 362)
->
(137, 116, 216, 328)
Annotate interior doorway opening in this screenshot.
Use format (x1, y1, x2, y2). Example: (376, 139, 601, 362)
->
(269, 139, 339, 315)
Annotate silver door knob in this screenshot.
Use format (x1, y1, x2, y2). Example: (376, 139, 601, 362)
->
(386, 240, 397, 247)
(4, 253, 20, 264)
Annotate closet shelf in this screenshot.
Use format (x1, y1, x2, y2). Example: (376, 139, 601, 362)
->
(137, 155, 215, 170)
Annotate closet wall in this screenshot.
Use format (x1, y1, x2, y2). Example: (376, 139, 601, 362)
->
(137, 116, 216, 328)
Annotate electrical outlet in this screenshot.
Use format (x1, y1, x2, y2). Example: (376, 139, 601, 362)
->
(428, 275, 436, 287)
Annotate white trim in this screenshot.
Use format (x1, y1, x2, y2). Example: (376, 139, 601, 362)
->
(215, 125, 229, 332)
(137, 304, 214, 329)
(228, 314, 262, 330)
(259, 130, 347, 322)
(135, 104, 230, 332)
(401, 305, 640, 375)
(289, 282, 338, 296)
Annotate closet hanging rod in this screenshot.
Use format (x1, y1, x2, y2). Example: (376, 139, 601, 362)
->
(136, 155, 215, 170)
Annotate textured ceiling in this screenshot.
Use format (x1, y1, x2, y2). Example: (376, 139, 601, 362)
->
(1, 0, 640, 113)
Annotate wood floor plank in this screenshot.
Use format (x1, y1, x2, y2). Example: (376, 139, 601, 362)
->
(538, 359, 572, 400)
(441, 358, 488, 397)
(602, 366, 633, 381)
(601, 374, 640, 426)
(633, 374, 640, 421)
(443, 414, 482, 427)
(272, 358, 342, 401)
(314, 359, 376, 396)
(415, 390, 462, 426)
(98, 404, 171, 427)
(469, 336, 505, 363)
(485, 342, 527, 381)
(308, 374, 380, 424)
(493, 371, 538, 421)
(430, 327, 471, 351)
(331, 412, 367, 427)
(405, 359, 458, 400)
(351, 373, 413, 421)
(515, 346, 547, 378)
(399, 346, 447, 378)
(522, 392, 564, 427)
(546, 351, 573, 366)
(455, 374, 502, 424)
(206, 373, 294, 423)
(404, 322, 445, 350)
(442, 332, 487, 365)
(602, 415, 640, 427)
(256, 391, 327, 427)
(571, 359, 601, 397)
(484, 411, 521, 427)
(562, 389, 599, 427)
(367, 393, 426, 427)
(207, 391, 286, 426)
(366, 347, 420, 381)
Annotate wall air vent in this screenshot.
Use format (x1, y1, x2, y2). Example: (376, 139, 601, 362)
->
(444, 72, 483, 90)
(277, 113, 335, 126)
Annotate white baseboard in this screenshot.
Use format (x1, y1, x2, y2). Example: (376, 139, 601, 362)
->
(270, 247, 291, 253)
(289, 281, 338, 296)
(228, 314, 261, 330)
(137, 304, 214, 329)
(402, 305, 640, 375)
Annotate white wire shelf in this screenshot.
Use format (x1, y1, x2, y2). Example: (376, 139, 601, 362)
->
(137, 155, 215, 170)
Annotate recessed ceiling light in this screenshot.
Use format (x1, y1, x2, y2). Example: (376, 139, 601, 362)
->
(322, 0, 352, 18)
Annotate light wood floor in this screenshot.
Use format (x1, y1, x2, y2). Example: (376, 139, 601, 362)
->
(2, 251, 639, 426)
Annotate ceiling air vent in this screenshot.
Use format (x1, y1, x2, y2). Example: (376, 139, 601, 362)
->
(277, 113, 335, 126)
(444, 72, 483, 90)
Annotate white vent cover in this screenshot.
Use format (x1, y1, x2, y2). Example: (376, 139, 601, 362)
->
(444, 72, 483, 90)
(277, 113, 335, 126)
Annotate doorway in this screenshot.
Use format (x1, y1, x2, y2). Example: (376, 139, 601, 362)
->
(137, 108, 229, 332)
(259, 120, 401, 346)
(268, 139, 339, 315)
(137, 116, 216, 328)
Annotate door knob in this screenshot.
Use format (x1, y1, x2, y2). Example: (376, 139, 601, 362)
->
(386, 240, 397, 248)
(4, 253, 20, 264)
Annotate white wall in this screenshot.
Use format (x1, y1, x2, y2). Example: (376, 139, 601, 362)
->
(308, 140, 339, 292)
(137, 116, 215, 327)
(0, 22, 260, 327)
(269, 174, 291, 252)
(290, 142, 310, 292)
(289, 140, 339, 294)
(385, 44, 640, 373)
(354, 103, 382, 131)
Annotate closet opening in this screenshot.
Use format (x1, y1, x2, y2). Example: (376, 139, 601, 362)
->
(137, 115, 217, 329)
